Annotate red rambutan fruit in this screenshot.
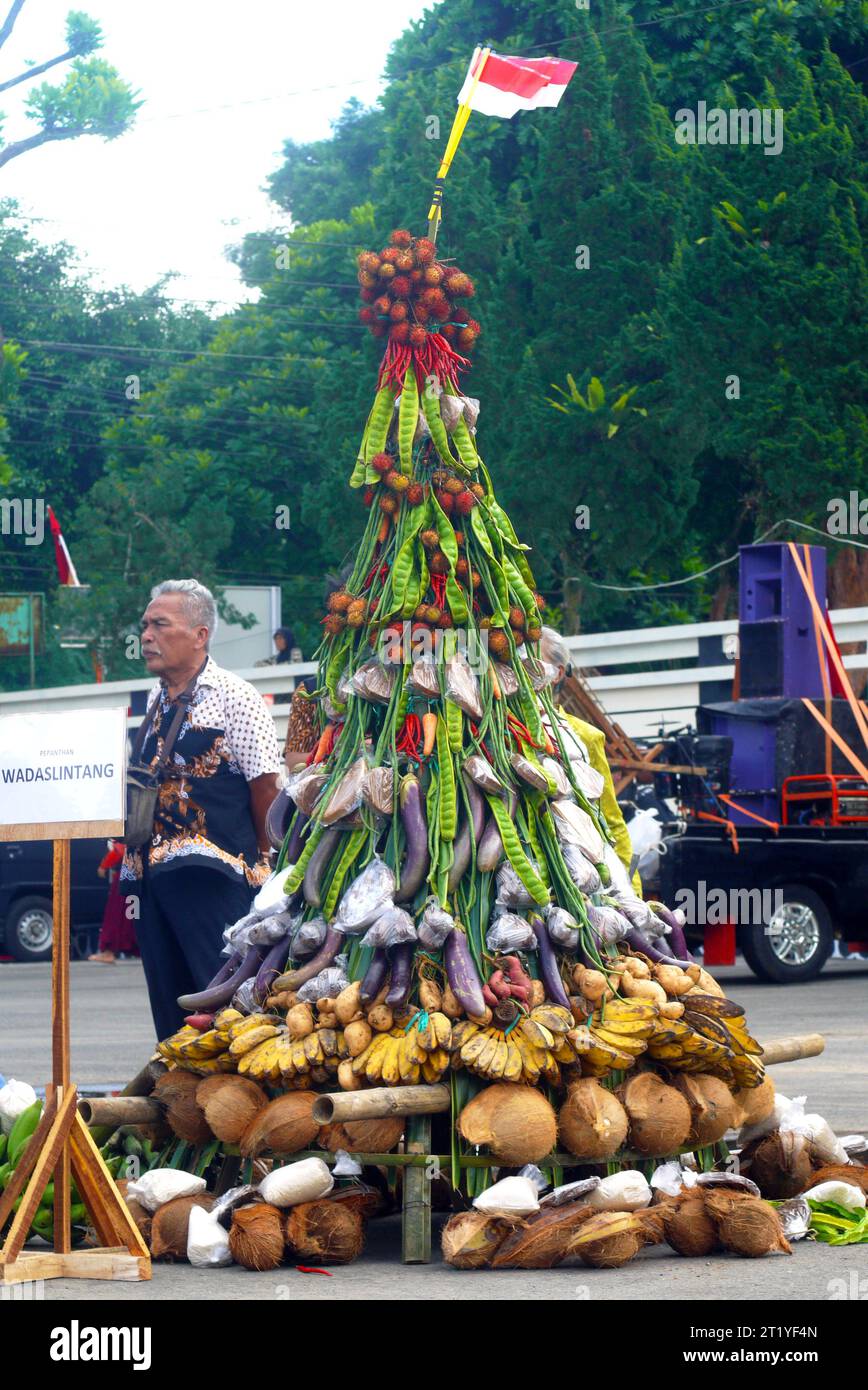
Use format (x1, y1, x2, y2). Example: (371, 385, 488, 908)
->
(390, 275, 412, 298)
(378, 261, 396, 280)
(470, 570, 482, 589)
(413, 302, 432, 324)
(443, 477, 464, 495)
(370, 453, 392, 475)
(526, 625, 542, 642)
(426, 291, 451, 322)
(408, 324, 427, 349)
(380, 494, 399, 516)
(457, 328, 477, 349)
(363, 487, 376, 507)
(420, 529, 440, 550)
(438, 612, 454, 629)
(389, 300, 408, 321)
(409, 268, 424, 285)
(380, 247, 400, 264)
(373, 295, 391, 316)
(390, 321, 411, 343)
(435, 490, 455, 515)
(470, 482, 485, 500)
(444, 271, 474, 298)
(455, 490, 477, 515)
(429, 550, 449, 574)
(358, 307, 376, 325)
(359, 287, 377, 304)
(394, 251, 414, 272)
(406, 483, 425, 506)
(456, 557, 469, 579)
(328, 590, 352, 613)
(440, 324, 457, 342)
(454, 530, 466, 548)
(346, 599, 368, 627)
(465, 318, 481, 335)
(390, 229, 413, 247)
(509, 606, 525, 630)
(323, 613, 346, 635)
(357, 251, 381, 274)
(423, 265, 444, 286)
(385, 470, 409, 493)
(358, 270, 377, 289)
(413, 237, 436, 265)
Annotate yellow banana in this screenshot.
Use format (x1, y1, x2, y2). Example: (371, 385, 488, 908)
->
(229, 1024, 280, 1057)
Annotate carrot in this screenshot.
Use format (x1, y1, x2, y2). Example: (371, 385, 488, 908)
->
(377, 515, 391, 544)
(312, 723, 335, 765)
(421, 711, 438, 757)
(489, 662, 502, 701)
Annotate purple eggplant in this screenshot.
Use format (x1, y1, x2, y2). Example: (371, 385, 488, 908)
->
(395, 774, 430, 902)
(265, 788, 294, 851)
(284, 809, 310, 864)
(444, 927, 486, 1018)
(529, 912, 572, 1011)
(624, 927, 691, 968)
(205, 949, 243, 988)
(303, 826, 342, 907)
(648, 901, 694, 963)
(177, 943, 267, 1012)
(476, 791, 516, 873)
(253, 935, 291, 1005)
(360, 948, 389, 1007)
(385, 941, 414, 1009)
(272, 923, 343, 992)
(447, 775, 487, 892)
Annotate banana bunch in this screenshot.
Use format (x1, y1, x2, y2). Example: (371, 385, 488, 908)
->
(452, 1005, 574, 1085)
(256, 1025, 346, 1084)
(647, 993, 765, 1087)
(157, 1022, 232, 1070)
(573, 998, 660, 1076)
(352, 1012, 452, 1085)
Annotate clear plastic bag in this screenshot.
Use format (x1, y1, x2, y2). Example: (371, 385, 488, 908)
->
(296, 956, 350, 1003)
(541, 757, 572, 798)
(562, 842, 602, 894)
(126, 1169, 206, 1213)
(540, 1177, 601, 1208)
(321, 756, 367, 825)
(586, 1171, 652, 1212)
(551, 799, 605, 862)
(463, 753, 506, 796)
(545, 904, 581, 951)
(248, 909, 298, 946)
(445, 652, 483, 722)
(586, 902, 630, 945)
(360, 905, 417, 950)
(362, 765, 394, 816)
(252, 871, 291, 918)
(409, 657, 440, 698)
(291, 915, 328, 959)
(352, 659, 395, 704)
(495, 861, 536, 910)
(521, 657, 559, 691)
(332, 1150, 363, 1178)
(335, 856, 395, 934)
(187, 1204, 233, 1267)
(232, 979, 260, 1014)
(486, 912, 537, 953)
(492, 661, 518, 697)
(287, 765, 329, 818)
(0, 1079, 37, 1135)
(417, 898, 454, 949)
(509, 752, 550, 793)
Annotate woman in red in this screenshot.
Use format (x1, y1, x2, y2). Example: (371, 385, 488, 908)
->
(88, 840, 139, 963)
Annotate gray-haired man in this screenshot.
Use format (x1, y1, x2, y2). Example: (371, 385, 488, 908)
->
(122, 579, 283, 1040)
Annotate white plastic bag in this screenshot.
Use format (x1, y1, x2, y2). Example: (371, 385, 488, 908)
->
(485, 912, 536, 953)
(586, 1171, 652, 1212)
(187, 1203, 233, 1267)
(253, 870, 291, 918)
(332, 1150, 363, 1178)
(125, 1169, 206, 1213)
(296, 957, 350, 1003)
(738, 1093, 792, 1146)
(473, 1176, 539, 1217)
(779, 1095, 851, 1165)
(360, 905, 417, 950)
(802, 1180, 866, 1212)
(650, 1161, 698, 1197)
(0, 1079, 37, 1136)
(259, 1157, 334, 1208)
(335, 857, 395, 934)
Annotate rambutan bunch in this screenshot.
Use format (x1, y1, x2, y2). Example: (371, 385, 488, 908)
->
(356, 228, 479, 353)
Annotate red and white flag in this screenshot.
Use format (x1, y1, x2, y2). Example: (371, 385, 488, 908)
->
(457, 51, 578, 119)
(47, 505, 82, 586)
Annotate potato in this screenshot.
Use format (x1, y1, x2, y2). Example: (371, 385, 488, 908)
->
(367, 1005, 394, 1032)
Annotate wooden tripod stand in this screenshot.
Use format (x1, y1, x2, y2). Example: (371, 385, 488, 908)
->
(0, 840, 150, 1285)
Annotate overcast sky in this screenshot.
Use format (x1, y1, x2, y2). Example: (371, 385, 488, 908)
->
(1, 0, 435, 307)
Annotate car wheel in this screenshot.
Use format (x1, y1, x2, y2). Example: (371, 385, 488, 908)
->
(741, 884, 833, 983)
(5, 896, 54, 962)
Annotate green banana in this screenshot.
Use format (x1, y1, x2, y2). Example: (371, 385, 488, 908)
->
(0, 1132, 7, 1162)
(8, 1100, 42, 1166)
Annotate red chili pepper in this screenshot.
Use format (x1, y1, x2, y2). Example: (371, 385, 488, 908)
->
(431, 573, 447, 606)
(396, 713, 423, 764)
(295, 1266, 333, 1276)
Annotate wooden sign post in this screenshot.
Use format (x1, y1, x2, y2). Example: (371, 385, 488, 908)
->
(0, 708, 150, 1285)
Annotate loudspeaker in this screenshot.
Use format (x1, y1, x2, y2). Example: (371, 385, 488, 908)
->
(739, 622, 784, 698)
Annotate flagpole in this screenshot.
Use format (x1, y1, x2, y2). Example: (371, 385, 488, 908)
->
(427, 46, 491, 242)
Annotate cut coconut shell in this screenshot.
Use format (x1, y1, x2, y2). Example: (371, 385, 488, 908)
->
(634, 1206, 667, 1246)
(618, 1072, 692, 1157)
(459, 1085, 557, 1166)
(673, 1074, 737, 1146)
(706, 1192, 792, 1257)
(732, 1075, 775, 1130)
(317, 1117, 404, 1154)
(559, 1079, 628, 1160)
(441, 1211, 521, 1269)
(491, 1203, 594, 1270)
(240, 1091, 320, 1157)
(196, 1074, 268, 1144)
(150, 1193, 214, 1261)
(285, 1200, 365, 1265)
(801, 1163, 868, 1196)
(229, 1203, 285, 1270)
(741, 1129, 814, 1199)
(568, 1211, 645, 1267)
(327, 1185, 382, 1219)
(663, 1192, 720, 1257)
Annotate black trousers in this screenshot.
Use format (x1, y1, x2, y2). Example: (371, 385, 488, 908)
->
(134, 865, 252, 1043)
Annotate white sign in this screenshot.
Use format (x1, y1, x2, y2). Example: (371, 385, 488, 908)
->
(0, 707, 127, 837)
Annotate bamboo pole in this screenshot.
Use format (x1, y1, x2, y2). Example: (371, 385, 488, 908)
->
(760, 1033, 825, 1066)
(78, 1097, 164, 1128)
(312, 1084, 450, 1126)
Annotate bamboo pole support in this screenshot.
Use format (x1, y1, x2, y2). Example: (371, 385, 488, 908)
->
(78, 1096, 165, 1128)
(312, 1084, 450, 1126)
(402, 1114, 432, 1265)
(760, 1033, 825, 1066)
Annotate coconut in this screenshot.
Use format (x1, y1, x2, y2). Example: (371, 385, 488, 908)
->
(116, 1180, 152, 1246)
(228, 1203, 285, 1270)
(149, 1194, 213, 1261)
(285, 1200, 365, 1264)
(441, 1211, 519, 1269)
(240, 1091, 320, 1157)
(742, 1130, 814, 1199)
(317, 1117, 404, 1154)
(559, 1079, 628, 1159)
(196, 1075, 268, 1144)
(153, 1069, 213, 1143)
(459, 1085, 557, 1166)
(619, 1073, 692, 1157)
(569, 1211, 644, 1268)
(491, 1203, 594, 1269)
(802, 1164, 868, 1195)
(705, 1192, 792, 1257)
(673, 1074, 737, 1145)
(731, 1076, 775, 1130)
(663, 1192, 720, 1257)
(634, 1205, 667, 1246)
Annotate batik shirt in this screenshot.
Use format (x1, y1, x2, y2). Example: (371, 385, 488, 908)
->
(122, 656, 282, 886)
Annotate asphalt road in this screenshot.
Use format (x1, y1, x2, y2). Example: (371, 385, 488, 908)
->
(2, 956, 865, 1302)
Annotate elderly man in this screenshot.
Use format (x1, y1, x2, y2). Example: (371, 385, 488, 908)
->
(539, 626, 642, 894)
(123, 579, 283, 1041)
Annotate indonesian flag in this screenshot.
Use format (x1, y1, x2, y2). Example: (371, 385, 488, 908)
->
(457, 51, 578, 119)
(47, 505, 82, 586)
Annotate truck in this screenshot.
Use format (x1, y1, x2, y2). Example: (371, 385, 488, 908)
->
(0, 837, 106, 961)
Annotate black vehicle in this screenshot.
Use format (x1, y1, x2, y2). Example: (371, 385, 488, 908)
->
(658, 821, 867, 983)
(0, 838, 107, 962)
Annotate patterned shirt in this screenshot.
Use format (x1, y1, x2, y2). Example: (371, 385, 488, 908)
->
(122, 656, 282, 886)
